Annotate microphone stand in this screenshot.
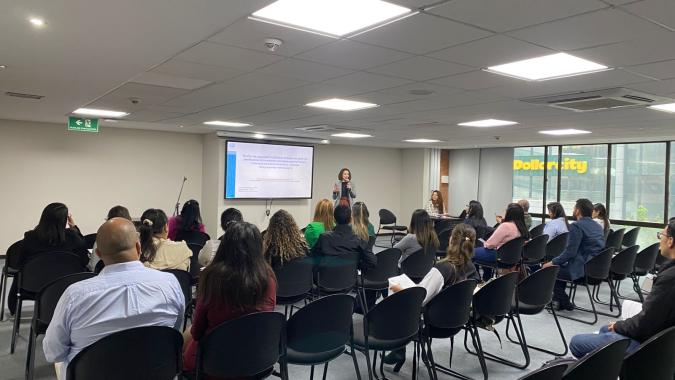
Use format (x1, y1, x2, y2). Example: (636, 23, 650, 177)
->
(174, 176, 187, 217)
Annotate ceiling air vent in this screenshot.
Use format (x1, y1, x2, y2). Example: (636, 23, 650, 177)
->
(521, 88, 671, 112)
(5, 91, 44, 100)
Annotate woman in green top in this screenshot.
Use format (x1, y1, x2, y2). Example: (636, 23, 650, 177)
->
(304, 199, 335, 248)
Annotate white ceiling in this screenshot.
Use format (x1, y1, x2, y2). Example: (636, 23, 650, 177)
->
(1, 0, 675, 149)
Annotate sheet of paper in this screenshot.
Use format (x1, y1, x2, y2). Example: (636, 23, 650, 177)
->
(621, 300, 643, 320)
(388, 273, 416, 290)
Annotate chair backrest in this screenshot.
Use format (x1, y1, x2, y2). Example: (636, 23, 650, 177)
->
(563, 339, 630, 380)
(36, 272, 96, 326)
(162, 269, 192, 308)
(186, 243, 203, 279)
(518, 363, 568, 380)
(621, 326, 675, 380)
(317, 255, 358, 292)
(546, 233, 569, 261)
(20, 252, 88, 293)
(378, 209, 397, 225)
(367, 235, 376, 251)
(585, 248, 614, 281)
(496, 237, 525, 266)
(361, 248, 401, 283)
(621, 227, 640, 248)
(437, 228, 453, 253)
(401, 248, 435, 281)
(197, 312, 285, 378)
(424, 280, 477, 329)
(274, 256, 314, 298)
(633, 243, 660, 274)
(473, 271, 519, 317)
(286, 295, 354, 355)
(523, 234, 549, 263)
(605, 228, 626, 251)
(5, 239, 23, 269)
(67, 326, 183, 380)
(611, 245, 639, 277)
(529, 223, 545, 239)
(367, 287, 426, 341)
(175, 230, 210, 246)
(83, 233, 97, 250)
(517, 266, 560, 308)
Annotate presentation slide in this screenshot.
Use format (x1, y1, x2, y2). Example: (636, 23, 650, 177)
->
(225, 141, 314, 199)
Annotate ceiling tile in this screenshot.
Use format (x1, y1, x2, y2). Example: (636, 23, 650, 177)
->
(507, 8, 666, 51)
(255, 58, 353, 82)
(174, 42, 283, 71)
(630, 78, 675, 96)
(131, 72, 211, 90)
(429, 35, 554, 68)
(429, 70, 519, 90)
(623, 0, 675, 30)
(367, 56, 473, 81)
(126, 109, 185, 122)
(89, 83, 190, 110)
(627, 59, 675, 80)
(319, 72, 412, 94)
(429, 0, 607, 32)
(572, 32, 675, 67)
(151, 59, 245, 82)
(354, 13, 491, 54)
(297, 40, 412, 70)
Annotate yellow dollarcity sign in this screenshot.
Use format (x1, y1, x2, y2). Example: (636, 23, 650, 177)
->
(514, 158, 588, 174)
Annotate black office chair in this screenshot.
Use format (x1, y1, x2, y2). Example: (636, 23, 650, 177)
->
(621, 326, 675, 380)
(621, 227, 640, 249)
(274, 256, 314, 317)
(592, 245, 639, 318)
(162, 269, 193, 329)
(67, 326, 183, 380)
(175, 230, 210, 280)
(401, 248, 435, 283)
(436, 228, 452, 258)
(562, 339, 631, 380)
(357, 248, 401, 314)
(605, 228, 626, 251)
(283, 295, 359, 380)
(315, 255, 358, 297)
(619, 242, 660, 302)
(0, 239, 22, 321)
(506, 266, 568, 360)
(82, 233, 97, 250)
(26, 272, 96, 380)
(195, 311, 285, 380)
(420, 280, 478, 380)
(376, 209, 408, 247)
(545, 233, 569, 262)
(522, 234, 549, 266)
(11, 252, 88, 354)
(559, 248, 614, 325)
(517, 363, 568, 380)
(351, 287, 426, 380)
(463, 272, 520, 376)
(474, 237, 524, 279)
(529, 224, 545, 239)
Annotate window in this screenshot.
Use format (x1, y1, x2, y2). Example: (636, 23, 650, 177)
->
(612, 224, 661, 253)
(513, 146, 545, 213)
(558, 144, 608, 213)
(611, 143, 666, 223)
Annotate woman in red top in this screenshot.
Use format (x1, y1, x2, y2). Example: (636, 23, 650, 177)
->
(182, 221, 277, 378)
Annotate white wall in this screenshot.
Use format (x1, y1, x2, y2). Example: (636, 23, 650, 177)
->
(447, 149, 480, 215)
(400, 149, 430, 225)
(0, 119, 203, 250)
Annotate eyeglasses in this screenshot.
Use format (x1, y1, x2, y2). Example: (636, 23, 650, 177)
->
(657, 231, 671, 240)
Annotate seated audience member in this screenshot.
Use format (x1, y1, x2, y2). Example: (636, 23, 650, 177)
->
(198, 208, 242, 267)
(568, 218, 675, 357)
(263, 209, 308, 270)
(543, 202, 569, 242)
(518, 199, 533, 230)
(183, 222, 276, 375)
(395, 209, 440, 265)
(463, 201, 492, 240)
(168, 199, 206, 241)
(310, 204, 376, 271)
(43, 218, 184, 380)
(89, 205, 132, 271)
(593, 202, 611, 236)
(473, 203, 529, 280)
(352, 201, 375, 243)
(543, 198, 604, 310)
(139, 208, 191, 271)
(425, 190, 445, 215)
(385, 224, 480, 367)
(9, 203, 89, 315)
(304, 199, 335, 248)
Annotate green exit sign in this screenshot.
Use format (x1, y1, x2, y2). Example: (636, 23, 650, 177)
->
(68, 116, 99, 132)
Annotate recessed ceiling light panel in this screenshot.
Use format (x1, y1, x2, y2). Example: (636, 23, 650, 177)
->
(404, 139, 441, 143)
(486, 53, 609, 81)
(539, 129, 591, 136)
(73, 108, 128, 118)
(458, 119, 518, 127)
(251, 0, 411, 37)
(649, 103, 675, 113)
(204, 121, 251, 127)
(28, 17, 46, 27)
(306, 98, 378, 111)
(331, 132, 372, 138)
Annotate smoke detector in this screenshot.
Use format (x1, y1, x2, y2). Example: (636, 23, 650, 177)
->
(264, 38, 283, 52)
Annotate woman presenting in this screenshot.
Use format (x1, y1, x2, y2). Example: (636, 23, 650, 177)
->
(333, 168, 356, 208)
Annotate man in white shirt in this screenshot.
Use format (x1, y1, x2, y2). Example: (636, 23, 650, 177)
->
(43, 217, 185, 379)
